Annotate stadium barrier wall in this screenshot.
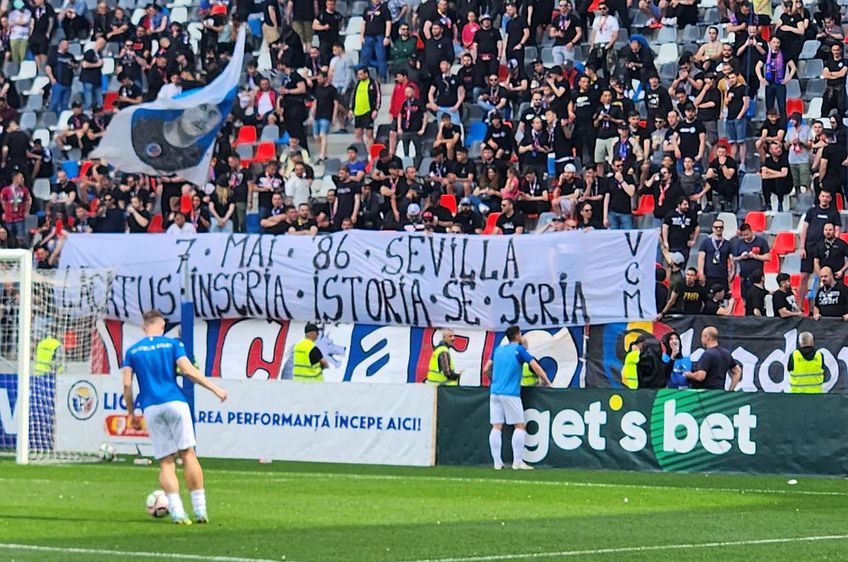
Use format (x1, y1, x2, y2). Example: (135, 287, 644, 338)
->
(436, 387, 848, 476)
(194, 380, 437, 466)
(586, 317, 848, 392)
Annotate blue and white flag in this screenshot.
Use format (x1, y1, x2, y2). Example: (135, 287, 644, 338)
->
(91, 29, 246, 187)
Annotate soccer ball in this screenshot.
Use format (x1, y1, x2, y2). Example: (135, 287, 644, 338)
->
(146, 490, 169, 518)
(98, 443, 116, 462)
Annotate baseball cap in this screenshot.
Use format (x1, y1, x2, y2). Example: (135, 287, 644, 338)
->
(480, 13, 492, 20)
(422, 210, 435, 220)
(564, 163, 577, 173)
(669, 252, 686, 265)
(407, 203, 421, 215)
(459, 197, 472, 205)
(508, 59, 519, 69)
(304, 322, 319, 334)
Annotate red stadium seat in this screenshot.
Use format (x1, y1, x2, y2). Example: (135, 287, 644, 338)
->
(370, 143, 385, 160)
(148, 214, 164, 233)
(233, 125, 257, 146)
(763, 251, 781, 274)
(483, 212, 501, 234)
(77, 160, 94, 182)
(772, 231, 796, 255)
(103, 91, 118, 112)
(786, 98, 803, 116)
(837, 193, 845, 212)
(440, 194, 458, 215)
(840, 233, 848, 244)
(744, 211, 766, 232)
(248, 141, 276, 164)
(632, 194, 655, 216)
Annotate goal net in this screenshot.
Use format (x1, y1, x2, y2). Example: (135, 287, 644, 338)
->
(0, 250, 113, 463)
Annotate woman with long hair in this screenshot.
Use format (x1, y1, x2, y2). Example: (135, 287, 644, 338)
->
(662, 331, 693, 389)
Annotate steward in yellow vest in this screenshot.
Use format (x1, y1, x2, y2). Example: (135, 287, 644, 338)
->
(520, 337, 541, 386)
(34, 336, 63, 376)
(427, 329, 460, 385)
(622, 349, 639, 389)
(292, 323, 329, 382)
(787, 332, 824, 394)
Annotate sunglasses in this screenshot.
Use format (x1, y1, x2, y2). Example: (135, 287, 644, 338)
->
(713, 225, 724, 230)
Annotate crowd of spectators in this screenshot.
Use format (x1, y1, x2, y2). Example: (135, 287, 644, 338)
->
(0, 0, 844, 318)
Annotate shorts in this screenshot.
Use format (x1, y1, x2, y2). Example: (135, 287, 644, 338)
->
(314, 118, 331, 136)
(801, 246, 815, 273)
(725, 119, 747, 144)
(336, 88, 351, 109)
(354, 113, 374, 130)
(489, 394, 525, 425)
(144, 400, 195, 460)
(29, 35, 48, 56)
(594, 137, 617, 164)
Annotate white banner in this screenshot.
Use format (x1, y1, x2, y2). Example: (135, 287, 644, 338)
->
(61, 230, 657, 330)
(55, 374, 154, 455)
(194, 380, 436, 466)
(91, 30, 246, 186)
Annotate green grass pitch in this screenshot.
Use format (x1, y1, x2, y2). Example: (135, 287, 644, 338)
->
(0, 458, 846, 561)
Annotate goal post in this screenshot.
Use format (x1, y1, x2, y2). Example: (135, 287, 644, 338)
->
(0, 250, 114, 464)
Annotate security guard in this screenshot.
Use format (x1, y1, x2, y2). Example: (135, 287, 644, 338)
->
(33, 335, 63, 376)
(787, 332, 825, 393)
(622, 340, 640, 390)
(427, 329, 461, 385)
(520, 337, 539, 386)
(292, 323, 329, 382)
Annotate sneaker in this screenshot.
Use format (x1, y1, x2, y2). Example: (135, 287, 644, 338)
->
(494, 461, 504, 470)
(172, 516, 193, 525)
(195, 514, 209, 524)
(512, 462, 534, 470)
(336, 128, 349, 134)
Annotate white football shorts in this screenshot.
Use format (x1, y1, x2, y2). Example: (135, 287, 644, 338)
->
(143, 400, 196, 459)
(489, 394, 525, 425)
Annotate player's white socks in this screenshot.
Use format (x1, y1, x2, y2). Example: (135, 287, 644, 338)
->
(191, 489, 207, 516)
(167, 493, 187, 519)
(489, 429, 503, 466)
(512, 428, 527, 466)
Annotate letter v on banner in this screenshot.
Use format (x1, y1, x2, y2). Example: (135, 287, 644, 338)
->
(91, 30, 247, 187)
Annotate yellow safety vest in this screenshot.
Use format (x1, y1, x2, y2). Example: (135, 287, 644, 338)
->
(622, 350, 639, 389)
(292, 338, 323, 382)
(354, 79, 371, 116)
(521, 363, 538, 386)
(33, 337, 62, 376)
(427, 344, 458, 385)
(789, 350, 824, 394)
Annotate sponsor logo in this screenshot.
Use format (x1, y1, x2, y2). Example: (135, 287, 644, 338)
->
(524, 391, 757, 470)
(67, 380, 98, 421)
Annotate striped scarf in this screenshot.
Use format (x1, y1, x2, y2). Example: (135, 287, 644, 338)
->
(765, 49, 785, 84)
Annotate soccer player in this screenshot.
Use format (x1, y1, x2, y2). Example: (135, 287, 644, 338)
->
(122, 309, 228, 525)
(482, 326, 551, 470)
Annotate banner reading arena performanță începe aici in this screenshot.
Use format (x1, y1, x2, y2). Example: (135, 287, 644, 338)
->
(59, 230, 657, 330)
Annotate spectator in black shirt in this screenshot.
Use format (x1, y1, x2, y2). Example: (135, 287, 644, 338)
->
(496, 198, 526, 234)
(800, 189, 842, 302)
(116, 72, 143, 109)
(760, 141, 792, 211)
(603, 158, 635, 229)
(483, 112, 515, 160)
(702, 284, 736, 316)
(127, 195, 151, 233)
(772, 272, 804, 318)
(813, 222, 848, 278)
(313, 0, 342, 65)
(472, 14, 500, 80)
(81, 37, 106, 111)
(332, 165, 361, 230)
(755, 108, 785, 163)
(455, 197, 483, 234)
(817, 129, 847, 195)
(642, 166, 683, 228)
(704, 144, 739, 211)
(745, 269, 768, 316)
(698, 218, 733, 292)
(29, 0, 56, 72)
(311, 72, 338, 163)
(823, 42, 847, 117)
(661, 196, 699, 263)
(733, 222, 771, 297)
(93, 193, 127, 233)
(813, 266, 848, 320)
(502, 3, 529, 65)
(423, 22, 453, 76)
(685, 327, 741, 390)
(46, 39, 76, 115)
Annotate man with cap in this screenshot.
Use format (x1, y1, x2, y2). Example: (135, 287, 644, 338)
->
(472, 14, 500, 80)
(553, 163, 582, 218)
(401, 202, 424, 232)
(454, 197, 483, 234)
(292, 323, 329, 382)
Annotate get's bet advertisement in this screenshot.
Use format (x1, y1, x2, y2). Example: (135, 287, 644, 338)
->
(437, 387, 848, 475)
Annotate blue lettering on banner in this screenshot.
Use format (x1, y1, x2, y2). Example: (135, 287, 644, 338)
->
(196, 409, 423, 432)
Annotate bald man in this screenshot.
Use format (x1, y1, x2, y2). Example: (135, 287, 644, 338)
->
(684, 326, 741, 390)
(813, 266, 848, 320)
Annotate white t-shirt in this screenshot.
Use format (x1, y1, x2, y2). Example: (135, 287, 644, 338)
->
(785, 125, 811, 165)
(592, 14, 619, 46)
(285, 175, 311, 208)
(166, 222, 197, 236)
(9, 10, 31, 41)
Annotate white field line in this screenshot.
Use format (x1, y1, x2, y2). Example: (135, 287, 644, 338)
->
(203, 469, 848, 497)
(401, 534, 848, 562)
(0, 543, 289, 562)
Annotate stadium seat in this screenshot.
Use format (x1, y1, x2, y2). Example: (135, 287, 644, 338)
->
(837, 193, 844, 212)
(24, 75, 49, 96)
(233, 125, 257, 146)
(103, 91, 118, 111)
(19, 111, 36, 131)
(483, 212, 501, 234)
(800, 58, 823, 80)
(32, 128, 50, 146)
(148, 214, 164, 233)
(32, 178, 50, 200)
(772, 231, 797, 255)
(840, 233, 848, 245)
(102, 57, 115, 75)
(656, 27, 676, 44)
(744, 211, 766, 232)
(370, 143, 385, 160)
(77, 161, 94, 182)
(11, 60, 36, 81)
(786, 79, 802, 99)
(804, 78, 825, 101)
(786, 98, 803, 116)
(798, 39, 820, 59)
(805, 97, 822, 120)
(417, 157, 433, 178)
(767, 212, 794, 234)
(260, 124, 280, 143)
(632, 194, 655, 216)
(247, 142, 276, 164)
(782, 253, 802, 273)
(655, 43, 678, 66)
(763, 250, 781, 274)
(61, 160, 79, 178)
(53, 109, 73, 131)
(440, 194, 457, 215)
(465, 121, 487, 147)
